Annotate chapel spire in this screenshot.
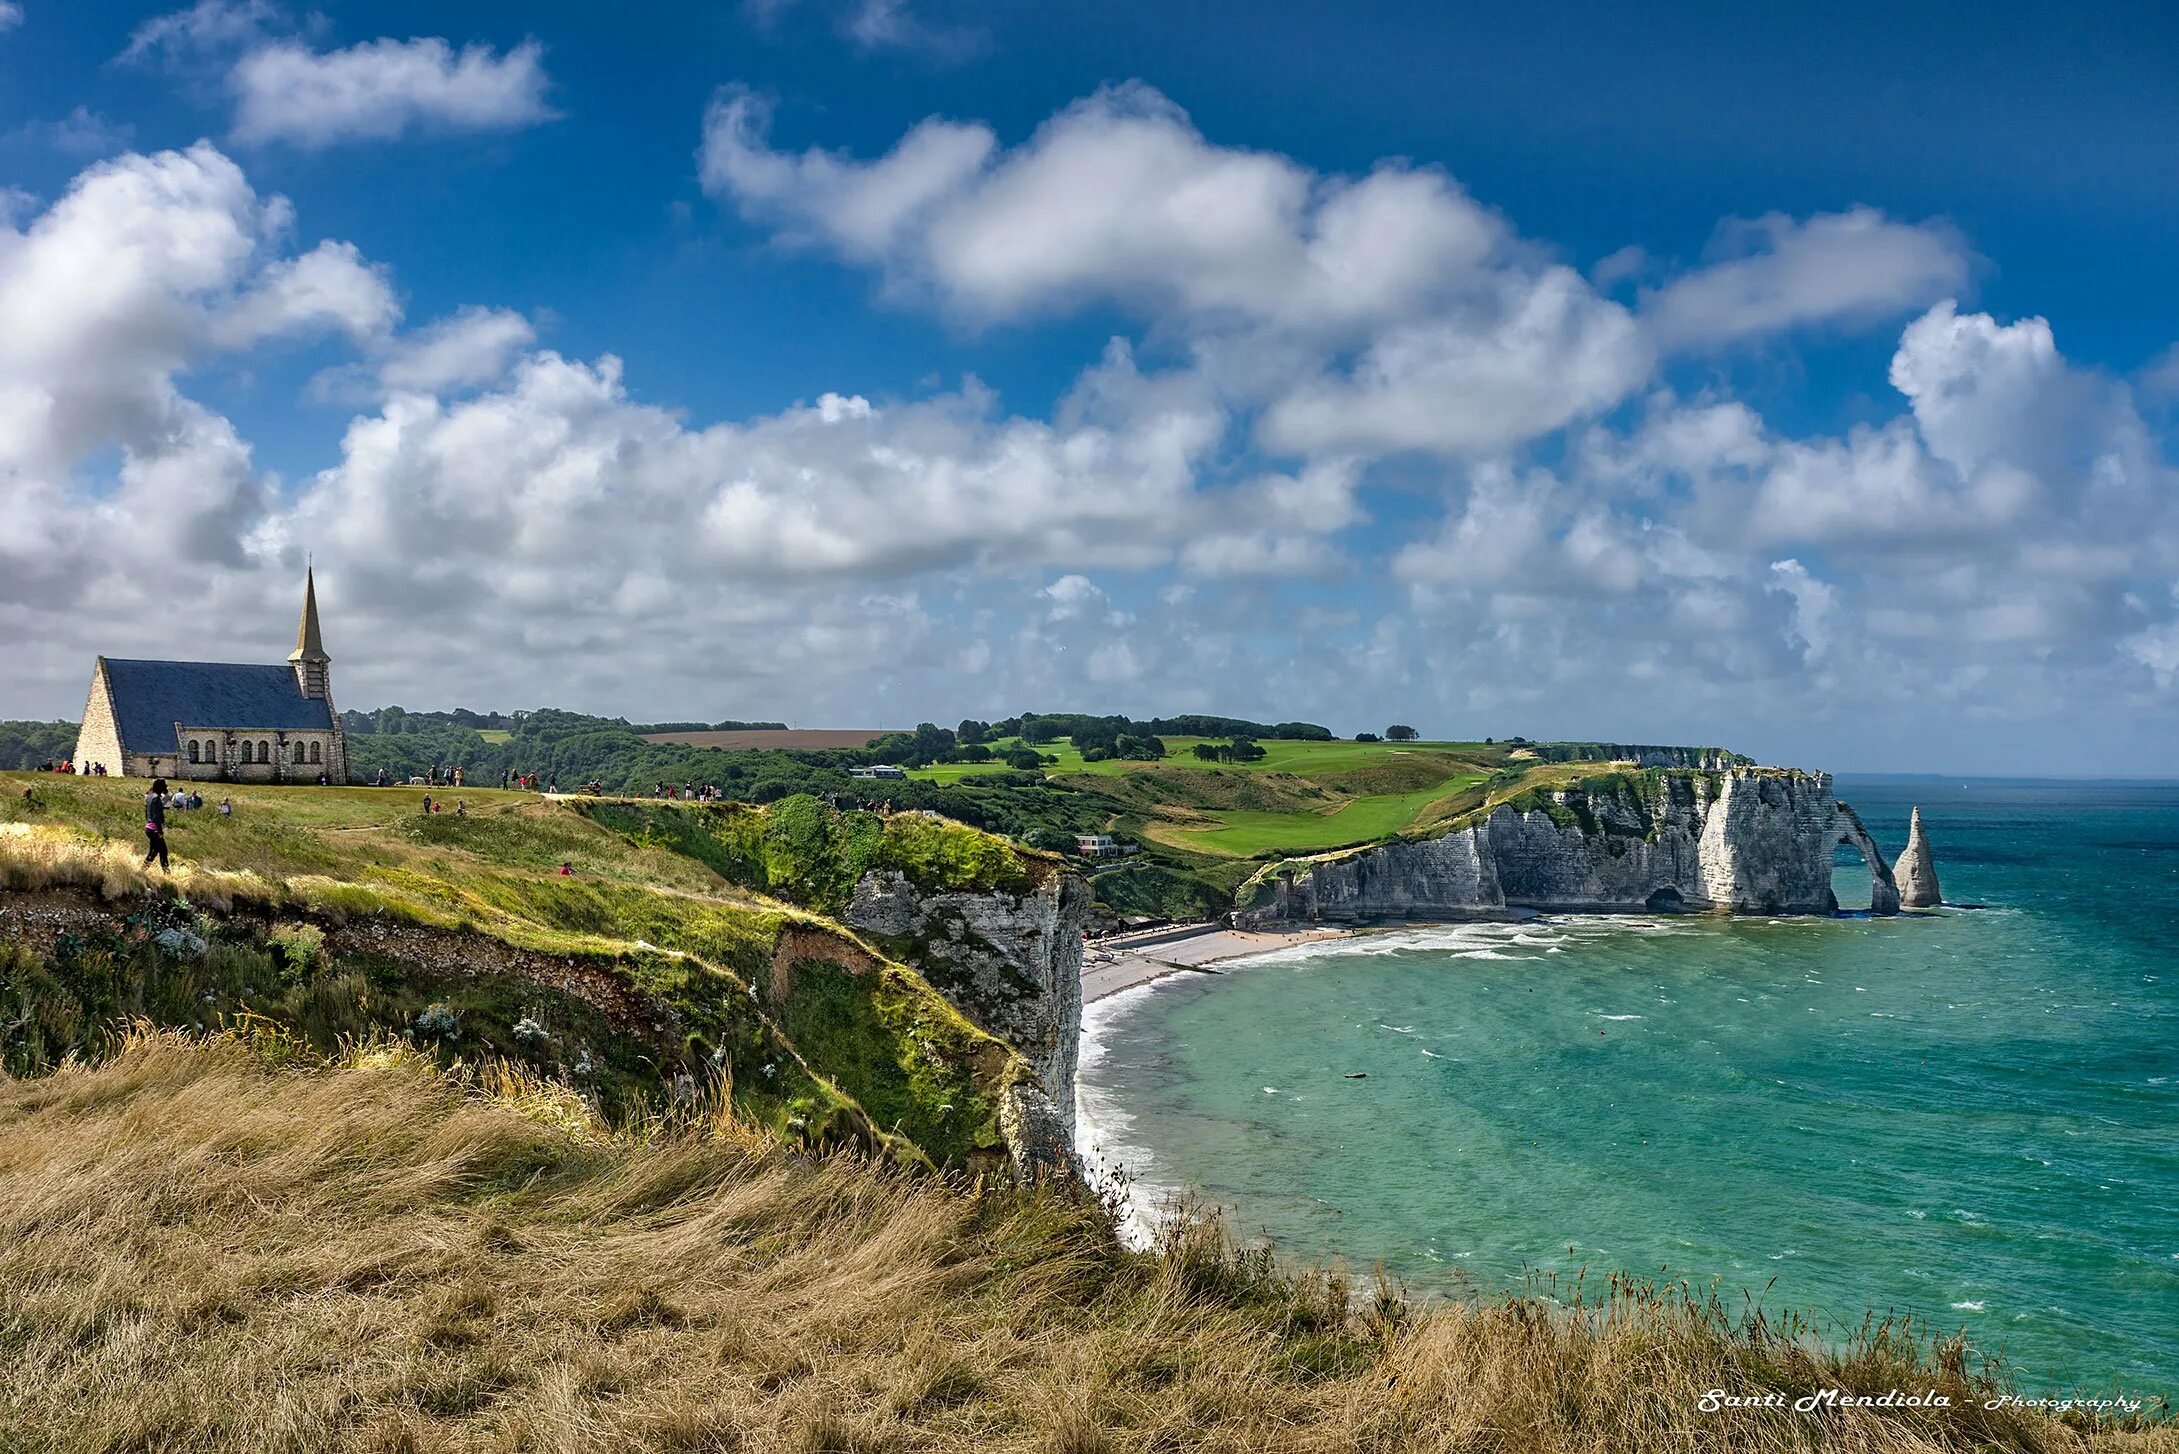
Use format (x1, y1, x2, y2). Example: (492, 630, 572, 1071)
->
(289, 566, 332, 702)
(291, 565, 328, 663)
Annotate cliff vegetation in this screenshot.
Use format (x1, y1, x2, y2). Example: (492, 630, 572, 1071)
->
(0, 1027, 2163, 1452)
(0, 774, 1054, 1170)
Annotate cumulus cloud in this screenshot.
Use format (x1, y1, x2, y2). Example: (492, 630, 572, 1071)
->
(704, 82, 1507, 336)
(375, 306, 535, 393)
(1258, 267, 1651, 457)
(0, 3, 21, 34)
(1642, 208, 1971, 349)
(703, 82, 1647, 458)
(0, 143, 341, 631)
(209, 238, 399, 347)
(229, 36, 554, 146)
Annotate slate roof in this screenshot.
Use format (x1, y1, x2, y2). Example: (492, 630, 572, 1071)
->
(101, 658, 334, 754)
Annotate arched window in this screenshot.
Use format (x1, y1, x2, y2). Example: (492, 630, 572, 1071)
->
(257, 741, 271, 764)
(187, 742, 200, 764)
(308, 742, 321, 764)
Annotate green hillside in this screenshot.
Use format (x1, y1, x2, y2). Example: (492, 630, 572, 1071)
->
(0, 774, 1054, 1170)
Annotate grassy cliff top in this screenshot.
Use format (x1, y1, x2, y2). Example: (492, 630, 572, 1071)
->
(0, 1026, 2157, 1454)
(0, 774, 1049, 1168)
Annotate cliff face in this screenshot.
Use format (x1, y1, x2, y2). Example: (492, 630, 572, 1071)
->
(1242, 769, 1901, 924)
(846, 868, 1091, 1173)
(1894, 807, 1942, 908)
(1529, 743, 1751, 771)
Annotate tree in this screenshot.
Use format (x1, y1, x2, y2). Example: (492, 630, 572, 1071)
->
(1386, 724, 1419, 741)
(1354, 731, 1380, 743)
(1191, 743, 1221, 762)
(956, 719, 990, 746)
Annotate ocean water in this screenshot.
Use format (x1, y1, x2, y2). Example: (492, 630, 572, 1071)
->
(1076, 779, 2179, 1393)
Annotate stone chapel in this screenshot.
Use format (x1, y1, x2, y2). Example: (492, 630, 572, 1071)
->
(70, 570, 349, 784)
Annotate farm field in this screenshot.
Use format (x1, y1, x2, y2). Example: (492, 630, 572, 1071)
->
(640, 728, 894, 750)
(476, 729, 512, 743)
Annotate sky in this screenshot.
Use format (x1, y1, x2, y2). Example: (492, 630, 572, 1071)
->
(1, 1, 2176, 774)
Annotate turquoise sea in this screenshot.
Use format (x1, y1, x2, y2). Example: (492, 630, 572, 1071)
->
(1076, 779, 2179, 1393)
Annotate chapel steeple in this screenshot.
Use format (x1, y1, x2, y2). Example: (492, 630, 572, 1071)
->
(289, 566, 331, 700)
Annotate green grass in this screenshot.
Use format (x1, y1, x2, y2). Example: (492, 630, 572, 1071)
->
(1154, 776, 1489, 856)
(476, 728, 512, 743)
(0, 772, 1038, 1167)
(904, 738, 1506, 860)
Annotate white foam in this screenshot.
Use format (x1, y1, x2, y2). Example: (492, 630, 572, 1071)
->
(1073, 977, 1190, 1249)
(1951, 1300, 1986, 1312)
(1596, 1013, 1643, 1021)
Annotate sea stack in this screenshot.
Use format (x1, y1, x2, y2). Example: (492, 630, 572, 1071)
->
(1894, 807, 1942, 908)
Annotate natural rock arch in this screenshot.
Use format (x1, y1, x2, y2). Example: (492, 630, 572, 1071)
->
(1832, 808, 1901, 915)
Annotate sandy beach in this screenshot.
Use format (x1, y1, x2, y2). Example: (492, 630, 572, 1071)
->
(1081, 924, 1348, 1003)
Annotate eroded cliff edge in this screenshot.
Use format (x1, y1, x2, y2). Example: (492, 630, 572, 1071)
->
(846, 867, 1091, 1173)
(1239, 767, 1901, 924)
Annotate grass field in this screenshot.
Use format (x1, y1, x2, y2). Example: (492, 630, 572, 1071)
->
(1152, 776, 1490, 855)
(476, 728, 512, 743)
(0, 772, 1039, 1164)
(909, 737, 1507, 858)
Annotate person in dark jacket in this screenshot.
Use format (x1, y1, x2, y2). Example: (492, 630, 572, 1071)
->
(142, 779, 170, 870)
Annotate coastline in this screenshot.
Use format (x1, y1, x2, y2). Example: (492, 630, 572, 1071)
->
(1075, 922, 1352, 1247)
(1081, 923, 1352, 1004)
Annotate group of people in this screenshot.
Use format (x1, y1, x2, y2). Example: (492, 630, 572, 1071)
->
(418, 794, 468, 817)
(652, 782, 727, 801)
(37, 760, 105, 776)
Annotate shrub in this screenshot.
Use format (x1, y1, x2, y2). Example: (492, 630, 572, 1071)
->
(267, 923, 326, 980)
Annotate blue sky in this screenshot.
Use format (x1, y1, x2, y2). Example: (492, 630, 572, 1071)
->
(1, 0, 2176, 772)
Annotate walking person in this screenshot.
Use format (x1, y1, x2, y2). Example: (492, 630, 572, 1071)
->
(142, 779, 171, 871)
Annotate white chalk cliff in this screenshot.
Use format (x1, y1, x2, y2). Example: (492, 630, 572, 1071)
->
(1893, 806, 1942, 908)
(1239, 767, 1904, 923)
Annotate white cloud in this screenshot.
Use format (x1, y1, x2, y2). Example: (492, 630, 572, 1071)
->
(121, 0, 282, 65)
(700, 87, 995, 258)
(842, 0, 986, 58)
(210, 238, 399, 347)
(376, 306, 534, 393)
(3, 107, 137, 155)
(0, 142, 391, 635)
(704, 83, 1643, 458)
(703, 82, 1507, 337)
(0, 3, 22, 35)
(1259, 266, 1651, 457)
(1642, 208, 1971, 350)
(229, 36, 554, 146)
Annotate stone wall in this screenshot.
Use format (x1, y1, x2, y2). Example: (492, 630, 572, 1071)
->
(71, 662, 123, 777)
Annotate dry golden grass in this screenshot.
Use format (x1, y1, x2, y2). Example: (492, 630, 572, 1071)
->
(0, 1030, 2167, 1454)
(0, 821, 287, 912)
